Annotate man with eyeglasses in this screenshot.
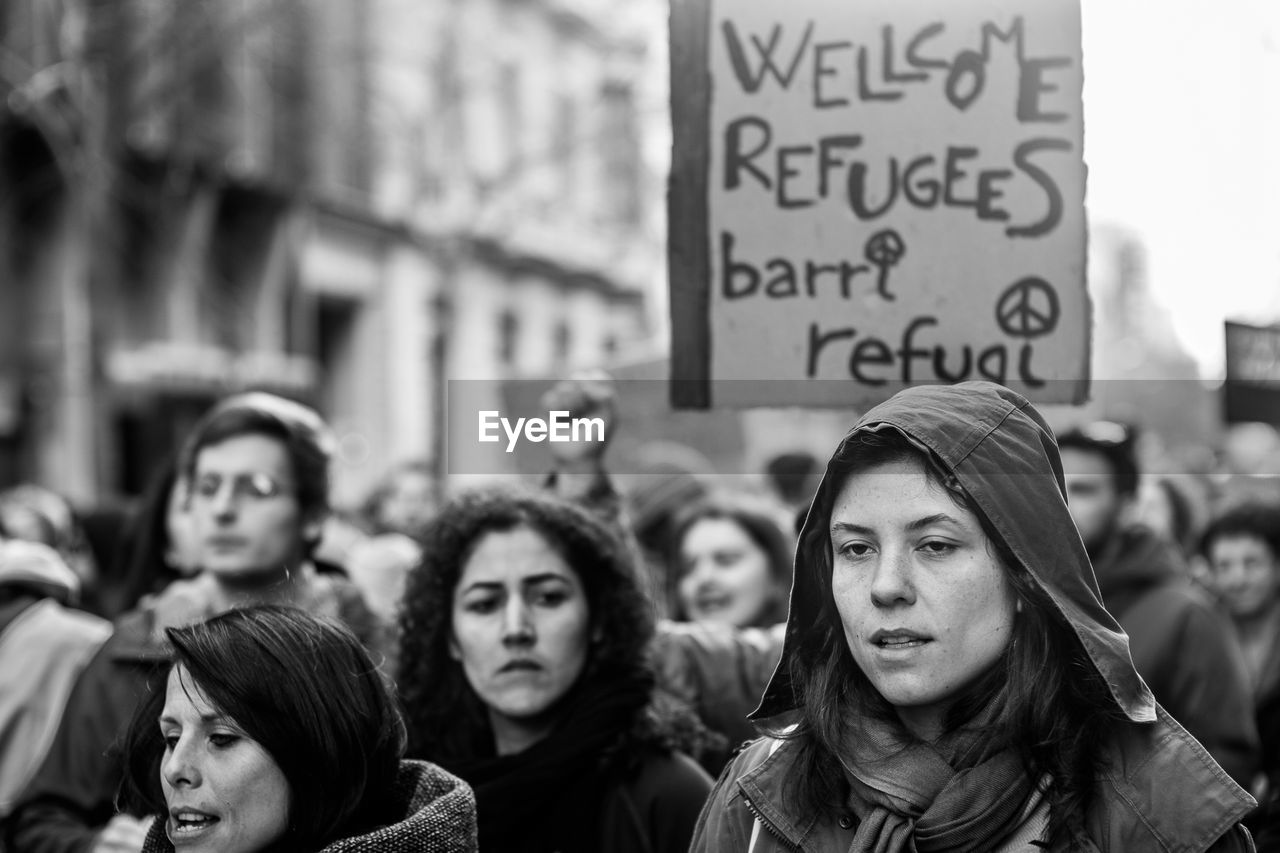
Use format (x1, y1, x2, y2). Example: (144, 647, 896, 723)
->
(1059, 422, 1259, 790)
(5, 393, 386, 853)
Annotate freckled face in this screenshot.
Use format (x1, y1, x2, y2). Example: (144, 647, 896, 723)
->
(829, 458, 1016, 739)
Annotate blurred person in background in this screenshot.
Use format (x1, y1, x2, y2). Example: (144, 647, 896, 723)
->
(1200, 501, 1280, 842)
(0, 541, 111, 824)
(359, 459, 437, 538)
(5, 392, 385, 853)
(0, 484, 100, 613)
(762, 450, 821, 536)
(542, 374, 785, 772)
(1058, 422, 1259, 787)
(95, 457, 201, 622)
(397, 489, 712, 853)
(1135, 475, 1200, 557)
(668, 494, 793, 629)
(693, 382, 1256, 852)
(118, 605, 477, 853)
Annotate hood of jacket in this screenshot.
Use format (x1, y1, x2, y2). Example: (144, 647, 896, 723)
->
(753, 381, 1155, 724)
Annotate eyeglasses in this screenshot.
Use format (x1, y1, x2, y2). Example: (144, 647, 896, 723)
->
(192, 472, 290, 502)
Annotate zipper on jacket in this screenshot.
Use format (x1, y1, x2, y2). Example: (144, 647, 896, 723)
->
(741, 790, 801, 852)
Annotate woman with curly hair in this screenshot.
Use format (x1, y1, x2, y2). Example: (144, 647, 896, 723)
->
(692, 382, 1255, 852)
(397, 488, 712, 853)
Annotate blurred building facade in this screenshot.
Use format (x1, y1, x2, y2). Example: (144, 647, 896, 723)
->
(0, 0, 659, 506)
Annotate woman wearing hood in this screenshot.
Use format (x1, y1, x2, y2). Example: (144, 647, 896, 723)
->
(691, 382, 1256, 852)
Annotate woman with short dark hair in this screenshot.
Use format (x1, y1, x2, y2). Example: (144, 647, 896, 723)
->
(398, 488, 712, 853)
(120, 605, 476, 852)
(692, 382, 1256, 852)
(667, 494, 793, 629)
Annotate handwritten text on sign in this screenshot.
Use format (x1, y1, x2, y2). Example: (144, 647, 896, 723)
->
(704, 0, 1088, 407)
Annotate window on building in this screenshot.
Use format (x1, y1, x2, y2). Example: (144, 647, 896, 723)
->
(498, 310, 520, 366)
(599, 79, 641, 225)
(552, 93, 578, 203)
(499, 62, 524, 172)
(553, 320, 572, 364)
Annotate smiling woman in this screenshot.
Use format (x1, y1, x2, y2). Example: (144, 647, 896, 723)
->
(118, 606, 477, 853)
(397, 489, 713, 853)
(690, 381, 1257, 853)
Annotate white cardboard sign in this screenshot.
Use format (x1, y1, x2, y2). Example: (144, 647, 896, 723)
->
(669, 0, 1090, 408)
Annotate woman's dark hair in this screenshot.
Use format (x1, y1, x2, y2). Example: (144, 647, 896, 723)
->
(101, 457, 188, 619)
(180, 393, 335, 551)
(770, 431, 1123, 844)
(120, 605, 406, 849)
(667, 493, 794, 626)
(399, 488, 682, 764)
(1199, 500, 1280, 565)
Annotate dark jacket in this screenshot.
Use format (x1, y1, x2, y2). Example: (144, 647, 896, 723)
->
(4, 566, 382, 853)
(694, 717, 1255, 853)
(1091, 525, 1259, 788)
(696, 382, 1256, 852)
(139, 759, 478, 853)
(597, 750, 714, 853)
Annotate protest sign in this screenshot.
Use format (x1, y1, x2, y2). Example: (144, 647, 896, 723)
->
(1225, 320, 1280, 425)
(669, 0, 1090, 408)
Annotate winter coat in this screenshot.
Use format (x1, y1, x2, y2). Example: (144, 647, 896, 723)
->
(1090, 525, 1259, 787)
(694, 716, 1255, 853)
(4, 564, 382, 853)
(0, 595, 110, 819)
(694, 382, 1257, 852)
(596, 750, 714, 853)
(137, 759, 477, 853)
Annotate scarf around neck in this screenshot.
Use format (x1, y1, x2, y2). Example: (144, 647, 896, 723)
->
(839, 713, 1045, 853)
(446, 672, 651, 853)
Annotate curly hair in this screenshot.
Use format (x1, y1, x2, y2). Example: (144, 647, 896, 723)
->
(770, 431, 1123, 846)
(398, 488, 694, 766)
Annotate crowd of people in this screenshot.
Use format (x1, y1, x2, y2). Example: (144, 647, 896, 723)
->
(0, 378, 1277, 851)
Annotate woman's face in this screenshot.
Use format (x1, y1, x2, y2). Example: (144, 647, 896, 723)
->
(1209, 533, 1280, 619)
(159, 666, 290, 853)
(829, 457, 1016, 740)
(677, 517, 778, 628)
(450, 526, 591, 748)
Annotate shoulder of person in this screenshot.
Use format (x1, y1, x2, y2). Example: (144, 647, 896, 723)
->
(1088, 707, 1255, 851)
(622, 749, 714, 805)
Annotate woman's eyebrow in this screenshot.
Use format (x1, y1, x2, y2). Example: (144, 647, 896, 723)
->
(521, 573, 572, 587)
(830, 521, 872, 535)
(904, 513, 963, 532)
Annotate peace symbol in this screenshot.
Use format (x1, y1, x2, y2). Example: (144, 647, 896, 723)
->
(995, 277, 1059, 339)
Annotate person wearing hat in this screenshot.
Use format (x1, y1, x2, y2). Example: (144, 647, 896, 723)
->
(0, 540, 111, 823)
(693, 382, 1255, 852)
(6, 392, 385, 853)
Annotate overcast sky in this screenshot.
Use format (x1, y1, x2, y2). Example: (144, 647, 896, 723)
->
(1080, 0, 1280, 376)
